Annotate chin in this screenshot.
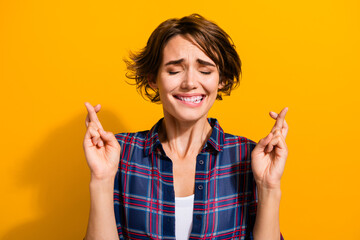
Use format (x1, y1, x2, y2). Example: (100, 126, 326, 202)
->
(167, 108, 209, 123)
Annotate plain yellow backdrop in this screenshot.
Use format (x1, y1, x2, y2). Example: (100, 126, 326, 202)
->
(1, 0, 359, 239)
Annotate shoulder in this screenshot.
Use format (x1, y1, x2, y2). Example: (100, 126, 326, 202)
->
(115, 118, 162, 144)
(223, 132, 257, 149)
(219, 132, 257, 164)
(208, 117, 257, 156)
(114, 130, 149, 149)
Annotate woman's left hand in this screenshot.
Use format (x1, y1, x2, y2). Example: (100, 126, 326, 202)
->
(251, 107, 289, 190)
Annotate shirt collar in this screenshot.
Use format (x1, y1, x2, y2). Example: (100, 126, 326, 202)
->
(144, 118, 224, 156)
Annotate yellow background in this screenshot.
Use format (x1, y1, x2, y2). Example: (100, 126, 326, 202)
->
(1, 0, 359, 239)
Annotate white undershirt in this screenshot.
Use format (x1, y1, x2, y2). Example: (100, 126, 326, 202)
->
(175, 194, 194, 240)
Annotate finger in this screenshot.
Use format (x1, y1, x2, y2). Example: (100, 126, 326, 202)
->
(97, 139, 104, 147)
(88, 125, 101, 146)
(282, 118, 289, 139)
(85, 104, 101, 128)
(265, 132, 287, 153)
(85, 102, 102, 123)
(87, 116, 105, 147)
(89, 114, 105, 148)
(95, 129, 104, 147)
(273, 107, 288, 129)
(265, 144, 273, 153)
(265, 129, 280, 153)
(99, 129, 121, 150)
(269, 111, 289, 139)
(86, 122, 103, 147)
(84, 102, 104, 130)
(269, 111, 278, 119)
(83, 124, 103, 149)
(84, 125, 92, 142)
(94, 104, 101, 112)
(255, 132, 273, 151)
(93, 136, 104, 148)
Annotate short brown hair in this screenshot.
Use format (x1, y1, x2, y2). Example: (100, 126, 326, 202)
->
(125, 14, 241, 102)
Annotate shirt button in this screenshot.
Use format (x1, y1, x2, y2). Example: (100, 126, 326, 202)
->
(198, 184, 203, 190)
(199, 160, 204, 165)
(196, 215, 202, 220)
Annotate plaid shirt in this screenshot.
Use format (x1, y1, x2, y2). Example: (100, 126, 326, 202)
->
(114, 118, 284, 240)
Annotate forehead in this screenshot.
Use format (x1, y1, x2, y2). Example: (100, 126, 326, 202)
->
(161, 35, 214, 63)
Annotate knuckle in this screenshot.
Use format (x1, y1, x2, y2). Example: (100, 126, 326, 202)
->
(90, 129, 100, 138)
(273, 129, 281, 136)
(276, 136, 282, 142)
(88, 121, 98, 128)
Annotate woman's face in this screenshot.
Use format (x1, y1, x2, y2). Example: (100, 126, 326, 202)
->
(151, 34, 221, 122)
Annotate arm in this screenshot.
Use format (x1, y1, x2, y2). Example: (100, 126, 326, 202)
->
(85, 177, 119, 240)
(83, 102, 121, 240)
(252, 186, 281, 240)
(251, 108, 289, 240)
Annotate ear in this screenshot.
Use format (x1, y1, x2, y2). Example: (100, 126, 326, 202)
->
(218, 79, 226, 90)
(148, 74, 157, 89)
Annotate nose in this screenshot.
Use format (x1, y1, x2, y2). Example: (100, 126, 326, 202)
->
(180, 68, 197, 90)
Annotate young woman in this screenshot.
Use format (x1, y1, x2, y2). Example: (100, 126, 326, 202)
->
(83, 14, 288, 240)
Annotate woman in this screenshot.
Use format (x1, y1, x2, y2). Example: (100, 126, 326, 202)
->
(83, 14, 288, 240)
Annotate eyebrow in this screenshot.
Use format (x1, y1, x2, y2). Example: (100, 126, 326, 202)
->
(197, 59, 216, 67)
(164, 58, 216, 67)
(165, 58, 184, 66)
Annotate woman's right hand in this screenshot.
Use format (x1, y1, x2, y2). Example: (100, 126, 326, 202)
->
(83, 102, 121, 181)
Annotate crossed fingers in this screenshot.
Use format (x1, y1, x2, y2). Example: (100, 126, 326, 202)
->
(264, 107, 289, 153)
(85, 102, 103, 129)
(85, 102, 104, 147)
(270, 107, 288, 139)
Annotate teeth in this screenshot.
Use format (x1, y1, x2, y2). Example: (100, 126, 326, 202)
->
(178, 96, 203, 103)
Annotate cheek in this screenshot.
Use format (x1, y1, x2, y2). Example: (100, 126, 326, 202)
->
(206, 76, 221, 94)
(158, 77, 180, 95)
(158, 82, 176, 100)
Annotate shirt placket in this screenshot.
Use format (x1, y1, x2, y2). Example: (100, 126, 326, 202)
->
(158, 150, 176, 239)
(189, 151, 209, 239)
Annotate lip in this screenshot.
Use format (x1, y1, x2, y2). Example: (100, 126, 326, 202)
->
(173, 93, 206, 97)
(173, 94, 206, 107)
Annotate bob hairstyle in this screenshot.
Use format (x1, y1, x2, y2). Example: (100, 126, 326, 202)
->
(125, 14, 241, 102)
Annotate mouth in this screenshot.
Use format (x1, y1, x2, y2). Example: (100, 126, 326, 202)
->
(173, 95, 205, 104)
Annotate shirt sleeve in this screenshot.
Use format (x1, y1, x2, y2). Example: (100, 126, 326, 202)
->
(114, 133, 125, 239)
(114, 165, 124, 239)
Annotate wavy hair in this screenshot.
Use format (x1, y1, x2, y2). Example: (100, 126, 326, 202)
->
(124, 14, 241, 102)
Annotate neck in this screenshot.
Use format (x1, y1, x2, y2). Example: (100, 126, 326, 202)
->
(159, 112, 212, 159)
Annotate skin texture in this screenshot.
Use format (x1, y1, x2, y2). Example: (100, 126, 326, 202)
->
(149, 35, 221, 197)
(150, 34, 221, 123)
(83, 102, 120, 240)
(83, 35, 288, 240)
(251, 108, 288, 240)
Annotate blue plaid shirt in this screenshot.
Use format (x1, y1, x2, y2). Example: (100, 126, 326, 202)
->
(114, 118, 284, 240)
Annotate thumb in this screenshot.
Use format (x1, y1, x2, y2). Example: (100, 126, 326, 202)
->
(99, 129, 119, 148)
(255, 132, 273, 152)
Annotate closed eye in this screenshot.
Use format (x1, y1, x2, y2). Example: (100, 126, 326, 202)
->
(200, 71, 211, 75)
(168, 71, 180, 75)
